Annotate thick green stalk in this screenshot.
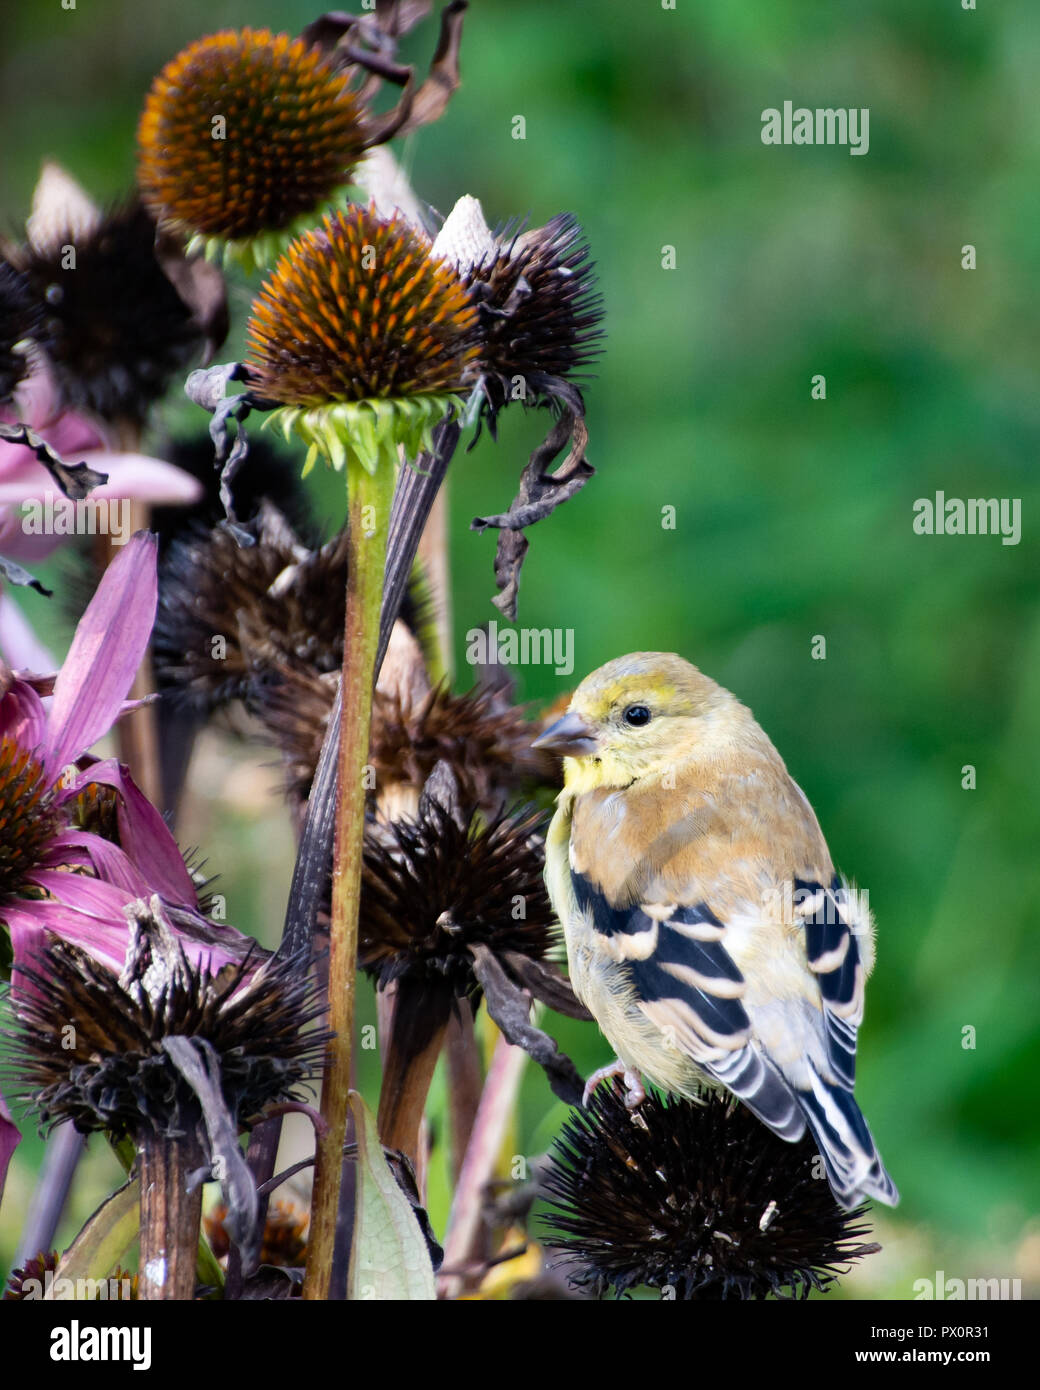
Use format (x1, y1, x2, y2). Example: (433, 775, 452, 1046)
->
(304, 458, 395, 1300)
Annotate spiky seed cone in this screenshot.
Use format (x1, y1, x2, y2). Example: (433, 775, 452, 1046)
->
(22, 202, 210, 424)
(370, 684, 561, 814)
(4, 1253, 137, 1300)
(466, 214, 603, 416)
(542, 1087, 880, 1301)
(4, 933, 326, 1139)
(137, 28, 366, 249)
(154, 513, 347, 715)
(0, 739, 58, 904)
(247, 205, 479, 407)
(359, 801, 555, 998)
(0, 260, 38, 405)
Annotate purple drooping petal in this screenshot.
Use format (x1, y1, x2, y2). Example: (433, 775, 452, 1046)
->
(44, 531, 158, 779)
(43, 829, 156, 900)
(9, 884, 250, 991)
(78, 451, 204, 506)
(6, 898, 129, 987)
(64, 759, 197, 908)
(0, 677, 48, 754)
(0, 1089, 21, 1204)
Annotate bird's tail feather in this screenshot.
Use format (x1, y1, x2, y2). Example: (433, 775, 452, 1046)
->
(799, 1073, 899, 1209)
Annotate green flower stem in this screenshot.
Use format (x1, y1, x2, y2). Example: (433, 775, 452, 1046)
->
(304, 455, 396, 1301)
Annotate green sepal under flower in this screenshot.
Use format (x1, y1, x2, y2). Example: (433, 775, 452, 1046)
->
(265, 392, 464, 476)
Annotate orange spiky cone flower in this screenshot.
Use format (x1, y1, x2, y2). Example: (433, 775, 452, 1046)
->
(137, 28, 367, 269)
(244, 204, 479, 474)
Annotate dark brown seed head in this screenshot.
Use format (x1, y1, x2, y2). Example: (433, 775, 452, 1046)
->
(359, 801, 556, 998)
(4, 929, 326, 1140)
(0, 738, 58, 905)
(154, 510, 346, 716)
(370, 683, 561, 815)
(244, 205, 480, 408)
(0, 260, 38, 406)
(137, 28, 367, 243)
(22, 201, 211, 424)
(542, 1087, 880, 1301)
(466, 214, 603, 418)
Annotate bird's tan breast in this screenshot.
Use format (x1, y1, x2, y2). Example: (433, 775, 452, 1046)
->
(568, 753, 833, 914)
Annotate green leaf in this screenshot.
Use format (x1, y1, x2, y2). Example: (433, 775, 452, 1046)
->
(45, 1177, 140, 1299)
(347, 1092, 435, 1301)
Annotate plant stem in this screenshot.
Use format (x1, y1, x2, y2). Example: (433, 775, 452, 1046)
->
(445, 1006, 483, 1185)
(376, 979, 451, 1190)
(137, 1131, 204, 1300)
(276, 421, 459, 966)
(437, 1032, 528, 1299)
(303, 457, 395, 1301)
(12, 1122, 86, 1270)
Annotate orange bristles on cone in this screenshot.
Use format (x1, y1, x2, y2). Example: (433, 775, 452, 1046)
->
(137, 28, 366, 244)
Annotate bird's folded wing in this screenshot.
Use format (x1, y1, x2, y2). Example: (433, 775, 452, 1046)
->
(571, 871, 806, 1141)
(794, 875, 866, 1089)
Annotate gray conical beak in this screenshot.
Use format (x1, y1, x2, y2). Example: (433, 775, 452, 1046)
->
(532, 711, 599, 758)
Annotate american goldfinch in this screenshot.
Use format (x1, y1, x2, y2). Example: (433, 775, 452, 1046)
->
(534, 651, 898, 1209)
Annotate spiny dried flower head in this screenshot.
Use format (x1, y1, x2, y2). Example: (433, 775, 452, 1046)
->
(360, 796, 555, 999)
(244, 205, 479, 473)
(370, 683, 561, 815)
(4, 1252, 137, 1301)
(137, 28, 367, 267)
(463, 212, 603, 421)
(22, 201, 216, 424)
(542, 1087, 880, 1301)
(0, 738, 58, 903)
(4, 906, 325, 1140)
(154, 506, 345, 715)
(0, 260, 38, 405)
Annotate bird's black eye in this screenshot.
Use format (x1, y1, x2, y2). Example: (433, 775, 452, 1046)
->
(623, 704, 652, 727)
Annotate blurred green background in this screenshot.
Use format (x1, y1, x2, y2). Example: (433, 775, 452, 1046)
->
(2, 0, 1038, 1298)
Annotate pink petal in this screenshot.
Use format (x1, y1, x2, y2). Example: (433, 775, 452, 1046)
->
(9, 882, 247, 983)
(44, 829, 155, 899)
(44, 531, 158, 778)
(7, 897, 128, 984)
(80, 451, 204, 507)
(0, 677, 48, 754)
(0, 1089, 20, 1203)
(0, 503, 66, 562)
(0, 590, 56, 674)
(63, 759, 198, 908)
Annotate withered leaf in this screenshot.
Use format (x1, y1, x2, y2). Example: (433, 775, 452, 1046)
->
(471, 409, 593, 620)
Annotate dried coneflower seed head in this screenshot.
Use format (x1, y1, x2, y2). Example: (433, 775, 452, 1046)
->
(360, 801, 555, 997)
(244, 206, 480, 471)
(0, 260, 38, 405)
(370, 683, 561, 815)
(4, 1253, 137, 1300)
(0, 739, 58, 904)
(23, 201, 210, 424)
(542, 1087, 880, 1301)
(137, 28, 366, 260)
(154, 509, 346, 715)
(4, 925, 325, 1139)
(466, 213, 603, 418)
